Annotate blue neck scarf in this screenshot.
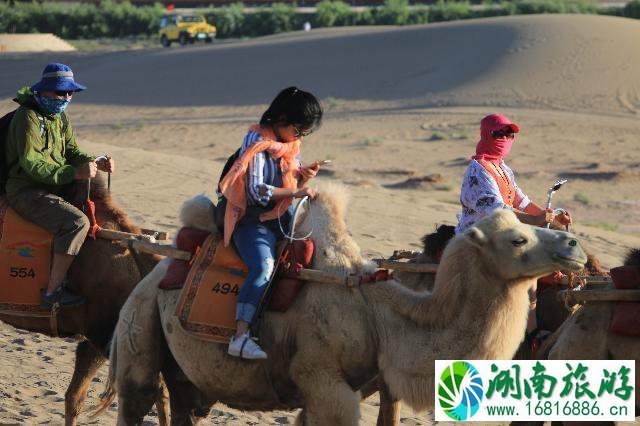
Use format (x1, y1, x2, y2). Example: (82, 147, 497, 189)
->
(35, 94, 71, 115)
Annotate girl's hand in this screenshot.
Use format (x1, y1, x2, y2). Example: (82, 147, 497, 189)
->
(299, 162, 320, 181)
(294, 187, 318, 199)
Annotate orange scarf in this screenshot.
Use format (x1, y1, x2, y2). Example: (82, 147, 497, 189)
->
(477, 159, 515, 207)
(219, 125, 301, 246)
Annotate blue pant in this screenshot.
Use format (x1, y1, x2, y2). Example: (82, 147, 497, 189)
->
(232, 220, 278, 324)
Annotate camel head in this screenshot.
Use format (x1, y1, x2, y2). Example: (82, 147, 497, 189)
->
(295, 182, 376, 274)
(460, 209, 587, 282)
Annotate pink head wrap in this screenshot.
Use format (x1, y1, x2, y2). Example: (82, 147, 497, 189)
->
(472, 113, 520, 162)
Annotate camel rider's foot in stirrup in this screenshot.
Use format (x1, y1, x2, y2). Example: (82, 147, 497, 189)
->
(228, 332, 267, 360)
(41, 284, 85, 309)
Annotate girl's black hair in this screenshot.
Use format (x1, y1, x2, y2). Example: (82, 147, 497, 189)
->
(260, 86, 323, 134)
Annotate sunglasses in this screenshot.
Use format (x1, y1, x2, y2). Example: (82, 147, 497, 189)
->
(54, 90, 74, 97)
(293, 125, 312, 138)
(491, 129, 515, 139)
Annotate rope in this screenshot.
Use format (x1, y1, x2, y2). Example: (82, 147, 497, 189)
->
(277, 196, 314, 242)
(49, 302, 60, 338)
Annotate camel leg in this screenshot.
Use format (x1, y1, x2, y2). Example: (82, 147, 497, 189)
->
(155, 376, 171, 426)
(161, 354, 213, 426)
(376, 379, 400, 426)
(291, 361, 359, 426)
(65, 341, 106, 426)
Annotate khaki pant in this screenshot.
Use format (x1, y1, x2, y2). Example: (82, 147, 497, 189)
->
(7, 188, 89, 255)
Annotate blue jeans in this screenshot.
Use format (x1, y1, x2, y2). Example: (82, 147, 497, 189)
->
(232, 217, 279, 324)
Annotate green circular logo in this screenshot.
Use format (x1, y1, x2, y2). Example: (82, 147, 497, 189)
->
(438, 361, 484, 421)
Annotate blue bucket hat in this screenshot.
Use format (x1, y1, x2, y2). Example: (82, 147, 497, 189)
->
(30, 63, 87, 93)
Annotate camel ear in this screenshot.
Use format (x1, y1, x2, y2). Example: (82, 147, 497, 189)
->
(464, 226, 487, 248)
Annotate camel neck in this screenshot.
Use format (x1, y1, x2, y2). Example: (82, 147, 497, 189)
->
(368, 257, 533, 412)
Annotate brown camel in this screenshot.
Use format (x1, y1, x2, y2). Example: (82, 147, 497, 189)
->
(0, 175, 168, 426)
(100, 200, 587, 425)
(540, 248, 640, 415)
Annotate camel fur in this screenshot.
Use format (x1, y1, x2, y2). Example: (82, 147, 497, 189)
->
(103, 193, 587, 425)
(544, 248, 640, 412)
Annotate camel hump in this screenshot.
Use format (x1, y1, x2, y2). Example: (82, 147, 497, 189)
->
(179, 194, 218, 233)
(0, 196, 53, 316)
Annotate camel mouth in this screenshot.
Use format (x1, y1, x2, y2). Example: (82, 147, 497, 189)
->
(552, 254, 586, 271)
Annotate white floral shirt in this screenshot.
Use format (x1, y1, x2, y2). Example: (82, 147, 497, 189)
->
(455, 159, 531, 233)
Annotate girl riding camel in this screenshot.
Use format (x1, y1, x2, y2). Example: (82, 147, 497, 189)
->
(218, 87, 323, 360)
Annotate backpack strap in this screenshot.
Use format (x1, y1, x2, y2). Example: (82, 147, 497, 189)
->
(61, 112, 69, 135)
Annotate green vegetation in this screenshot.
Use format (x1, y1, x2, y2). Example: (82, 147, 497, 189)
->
(356, 137, 384, 147)
(623, 0, 640, 19)
(429, 131, 447, 141)
(0, 0, 628, 41)
(573, 192, 590, 206)
(585, 222, 618, 232)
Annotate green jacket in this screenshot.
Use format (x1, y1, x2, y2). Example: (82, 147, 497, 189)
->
(5, 87, 94, 198)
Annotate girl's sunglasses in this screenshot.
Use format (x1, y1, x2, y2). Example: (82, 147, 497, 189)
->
(294, 125, 312, 138)
(491, 129, 515, 139)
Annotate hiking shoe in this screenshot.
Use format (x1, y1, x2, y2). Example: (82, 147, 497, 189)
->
(40, 287, 85, 309)
(228, 332, 267, 360)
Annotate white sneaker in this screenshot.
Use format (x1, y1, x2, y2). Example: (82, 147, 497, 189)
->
(228, 332, 267, 360)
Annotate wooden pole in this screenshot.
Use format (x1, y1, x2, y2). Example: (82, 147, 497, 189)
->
(140, 228, 169, 241)
(558, 289, 640, 304)
(288, 268, 361, 289)
(375, 260, 438, 273)
(96, 228, 155, 243)
(559, 276, 612, 286)
(115, 240, 192, 261)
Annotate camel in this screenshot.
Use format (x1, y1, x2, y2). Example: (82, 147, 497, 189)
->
(541, 248, 640, 414)
(99, 187, 587, 425)
(0, 175, 168, 426)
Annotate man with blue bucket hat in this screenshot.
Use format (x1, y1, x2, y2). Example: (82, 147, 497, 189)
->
(4, 63, 115, 308)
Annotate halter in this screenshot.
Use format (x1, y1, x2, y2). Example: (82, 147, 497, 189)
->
(278, 195, 314, 242)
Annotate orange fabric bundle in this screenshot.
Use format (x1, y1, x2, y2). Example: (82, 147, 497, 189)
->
(218, 125, 300, 246)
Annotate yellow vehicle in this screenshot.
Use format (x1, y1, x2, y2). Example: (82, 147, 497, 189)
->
(159, 14, 217, 47)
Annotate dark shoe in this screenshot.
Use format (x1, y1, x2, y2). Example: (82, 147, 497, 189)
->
(40, 287, 85, 309)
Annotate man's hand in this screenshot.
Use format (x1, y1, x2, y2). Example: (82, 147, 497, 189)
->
(554, 210, 572, 227)
(96, 155, 115, 173)
(535, 208, 555, 227)
(74, 162, 97, 180)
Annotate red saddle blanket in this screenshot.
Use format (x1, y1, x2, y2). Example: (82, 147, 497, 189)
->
(160, 228, 314, 343)
(609, 265, 640, 337)
(0, 198, 52, 315)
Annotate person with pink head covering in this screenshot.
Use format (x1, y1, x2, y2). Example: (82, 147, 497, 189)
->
(455, 113, 572, 233)
(456, 113, 573, 352)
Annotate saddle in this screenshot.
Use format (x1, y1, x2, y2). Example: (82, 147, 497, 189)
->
(0, 197, 52, 315)
(161, 227, 314, 343)
(609, 265, 640, 337)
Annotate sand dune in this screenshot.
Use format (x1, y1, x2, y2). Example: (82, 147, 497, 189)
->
(0, 14, 639, 113)
(0, 14, 639, 425)
(0, 33, 76, 53)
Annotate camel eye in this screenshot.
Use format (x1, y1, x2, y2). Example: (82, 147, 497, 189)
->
(512, 238, 527, 247)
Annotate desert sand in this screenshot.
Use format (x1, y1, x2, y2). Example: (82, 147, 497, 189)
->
(0, 34, 76, 53)
(0, 14, 639, 424)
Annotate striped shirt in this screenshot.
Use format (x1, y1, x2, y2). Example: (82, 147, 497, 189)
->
(455, 160, 531, 233)
(240, 130, 301, 207)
